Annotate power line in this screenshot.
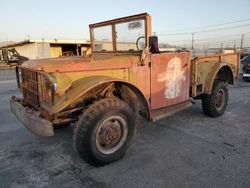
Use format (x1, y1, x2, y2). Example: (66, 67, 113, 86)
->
(159, 36, 249, 45)
(172, 35, 245, 42)
(190, 18, 250, 30)
(194, 24, 250, 34)
(154, 19, 250, 48)
(156, 23, 250, 36)
(162, 37, 250, 48)
(159, 35, 243, 43)
(155, 17, 250, 34)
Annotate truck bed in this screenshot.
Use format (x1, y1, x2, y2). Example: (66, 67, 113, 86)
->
(190, 52, 241, 97)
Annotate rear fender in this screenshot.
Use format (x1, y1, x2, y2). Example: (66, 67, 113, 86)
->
(204, 62, 234, 94)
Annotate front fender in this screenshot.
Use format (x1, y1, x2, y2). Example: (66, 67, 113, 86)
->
(50, 76, 119, 113)
(204, 62, 234, 94)
(50, 76, 146, 114)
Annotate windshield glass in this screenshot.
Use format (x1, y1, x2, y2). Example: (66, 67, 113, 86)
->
(92, 25, 113, 52)
(91, 19, 146, 52)
(116, 20, 145, 51)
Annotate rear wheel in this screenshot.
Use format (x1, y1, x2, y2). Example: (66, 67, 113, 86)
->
(201, 80, 228, 117)
(74, 98, 136, 166)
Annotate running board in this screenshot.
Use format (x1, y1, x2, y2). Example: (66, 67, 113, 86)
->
(151, 101, 192, 122)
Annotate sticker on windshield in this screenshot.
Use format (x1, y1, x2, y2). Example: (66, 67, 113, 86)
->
(128, 21, 142, 30)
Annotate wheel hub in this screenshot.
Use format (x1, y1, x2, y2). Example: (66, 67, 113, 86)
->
(99, 121, 122, 147)
(215, 89, 225, 110)
(96, 115, 128, 154)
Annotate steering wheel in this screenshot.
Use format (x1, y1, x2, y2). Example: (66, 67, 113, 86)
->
(136, 36, 146, 51)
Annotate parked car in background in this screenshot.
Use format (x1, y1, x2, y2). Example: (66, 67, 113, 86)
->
(241, 55, 250, 81)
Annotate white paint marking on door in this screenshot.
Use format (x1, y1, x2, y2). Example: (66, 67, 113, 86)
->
(157, 57, 185, 99)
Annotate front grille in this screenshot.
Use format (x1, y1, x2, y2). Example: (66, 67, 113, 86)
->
(17, 66, 53, 109)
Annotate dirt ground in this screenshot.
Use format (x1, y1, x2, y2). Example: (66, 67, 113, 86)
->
(0, 70, 250, 188)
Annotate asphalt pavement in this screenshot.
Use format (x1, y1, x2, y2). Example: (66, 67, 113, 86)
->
(0, 69, 250, 188)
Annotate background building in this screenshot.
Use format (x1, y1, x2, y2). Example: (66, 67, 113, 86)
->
(0, 39, 91, 60)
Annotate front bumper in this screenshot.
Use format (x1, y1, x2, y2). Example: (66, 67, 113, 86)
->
(10, 96, 54, 137)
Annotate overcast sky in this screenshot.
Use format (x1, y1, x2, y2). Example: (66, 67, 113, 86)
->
(1, 0, 250, 47)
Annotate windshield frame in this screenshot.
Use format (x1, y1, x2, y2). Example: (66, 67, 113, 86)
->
(89, 13, 151, 54)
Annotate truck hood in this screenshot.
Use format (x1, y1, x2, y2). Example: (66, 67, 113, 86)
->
(21, 55, 134, 73)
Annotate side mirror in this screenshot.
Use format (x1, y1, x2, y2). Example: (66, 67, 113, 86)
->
(149, 36, 160, 54)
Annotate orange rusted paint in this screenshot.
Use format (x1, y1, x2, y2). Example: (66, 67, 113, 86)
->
(22, 56, 132, 73)
(150, 52, 191, 110)
(12, 13, 240, 131)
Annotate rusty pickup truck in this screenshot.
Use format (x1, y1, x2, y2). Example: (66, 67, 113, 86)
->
(10, 13, 240, 166)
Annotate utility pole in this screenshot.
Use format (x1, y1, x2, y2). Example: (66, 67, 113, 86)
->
(221, 42, 224, 50)
(191, 33, 194, 50)
(221, 42, 224, 53)
(240, 34, 245, 50)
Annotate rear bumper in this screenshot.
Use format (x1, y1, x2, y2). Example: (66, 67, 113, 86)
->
(10, 96, 54, 137)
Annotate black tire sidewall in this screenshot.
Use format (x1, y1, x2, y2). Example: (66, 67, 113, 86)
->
(202, 81, 228, 117)
(74, 98, 136, 166)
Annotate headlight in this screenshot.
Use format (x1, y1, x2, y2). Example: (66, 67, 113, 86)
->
(18, 68, 22, 77)
(53, 82, 58, 91)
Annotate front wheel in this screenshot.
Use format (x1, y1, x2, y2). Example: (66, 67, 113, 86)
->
(201, 80, 228, 117)
(74, 98, 136, 166)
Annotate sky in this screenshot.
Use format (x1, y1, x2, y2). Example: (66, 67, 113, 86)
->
(1, 0, 250, 48)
